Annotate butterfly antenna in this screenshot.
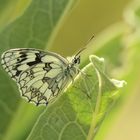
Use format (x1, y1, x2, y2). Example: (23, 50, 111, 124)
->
(85, 34, 95, 46)
(75, 34, 95, 56)
(75, 47, 86, 57)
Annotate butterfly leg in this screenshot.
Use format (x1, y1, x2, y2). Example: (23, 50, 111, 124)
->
(69, 74, 75, 84)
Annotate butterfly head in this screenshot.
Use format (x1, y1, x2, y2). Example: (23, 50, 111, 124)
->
(66, 48, 85, 69)
(72, 55, 80, 66)
(64, 48, 85, 79)
(72, 48, 85, 65)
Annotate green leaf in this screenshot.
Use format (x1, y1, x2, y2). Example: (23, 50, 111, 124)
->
(87, 26, 129, 138)
(0, 0, 32, 29)
(0, 0, 76, 140)
(27, 55, 126, 140)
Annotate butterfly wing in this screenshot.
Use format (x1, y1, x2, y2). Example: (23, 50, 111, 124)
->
(1, 48, 69, 105)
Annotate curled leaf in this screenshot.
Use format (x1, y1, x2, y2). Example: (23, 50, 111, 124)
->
(27, 55, 126, 140)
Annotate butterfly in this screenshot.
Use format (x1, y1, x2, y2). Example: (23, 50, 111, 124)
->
(1, 48, 85, 106)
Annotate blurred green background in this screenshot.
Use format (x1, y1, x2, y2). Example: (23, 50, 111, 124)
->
(1, 0, 140, 140)
(51, 0, 130, 55)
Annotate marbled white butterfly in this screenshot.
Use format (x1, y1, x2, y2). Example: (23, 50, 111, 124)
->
(1, 48, 85, 106)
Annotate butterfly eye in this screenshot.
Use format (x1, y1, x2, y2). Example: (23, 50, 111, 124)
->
(74, 59, 77, 63)
(74, 57, 80, 64)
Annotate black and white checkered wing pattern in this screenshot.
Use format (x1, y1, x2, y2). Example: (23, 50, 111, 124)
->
(1, 48, 69, 106)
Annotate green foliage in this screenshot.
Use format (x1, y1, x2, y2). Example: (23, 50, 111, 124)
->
(0, 0, 32, 30)
(2, 0, 140, 140)
(95, 1, 140, 140)
(0, 0, 75, 140)
(27, 55, 125, 140)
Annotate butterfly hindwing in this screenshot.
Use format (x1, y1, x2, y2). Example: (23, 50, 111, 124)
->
(1, 48, 69, 105)
(19, 62, 68, 105)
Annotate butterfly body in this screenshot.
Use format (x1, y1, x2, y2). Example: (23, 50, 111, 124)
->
(1, 48, 82, 106)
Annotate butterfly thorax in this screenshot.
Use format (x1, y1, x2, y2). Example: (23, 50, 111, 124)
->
(64, 64, 78, 77)
(64, 55, 81, 79)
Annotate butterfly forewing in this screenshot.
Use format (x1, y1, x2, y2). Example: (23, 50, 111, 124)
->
(1, 48, 69, 106)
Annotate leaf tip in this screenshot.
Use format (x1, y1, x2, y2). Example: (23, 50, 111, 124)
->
(89, 55, 104, 63)
(111, 79, 127, 88)
(89, 55, 105, 71)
